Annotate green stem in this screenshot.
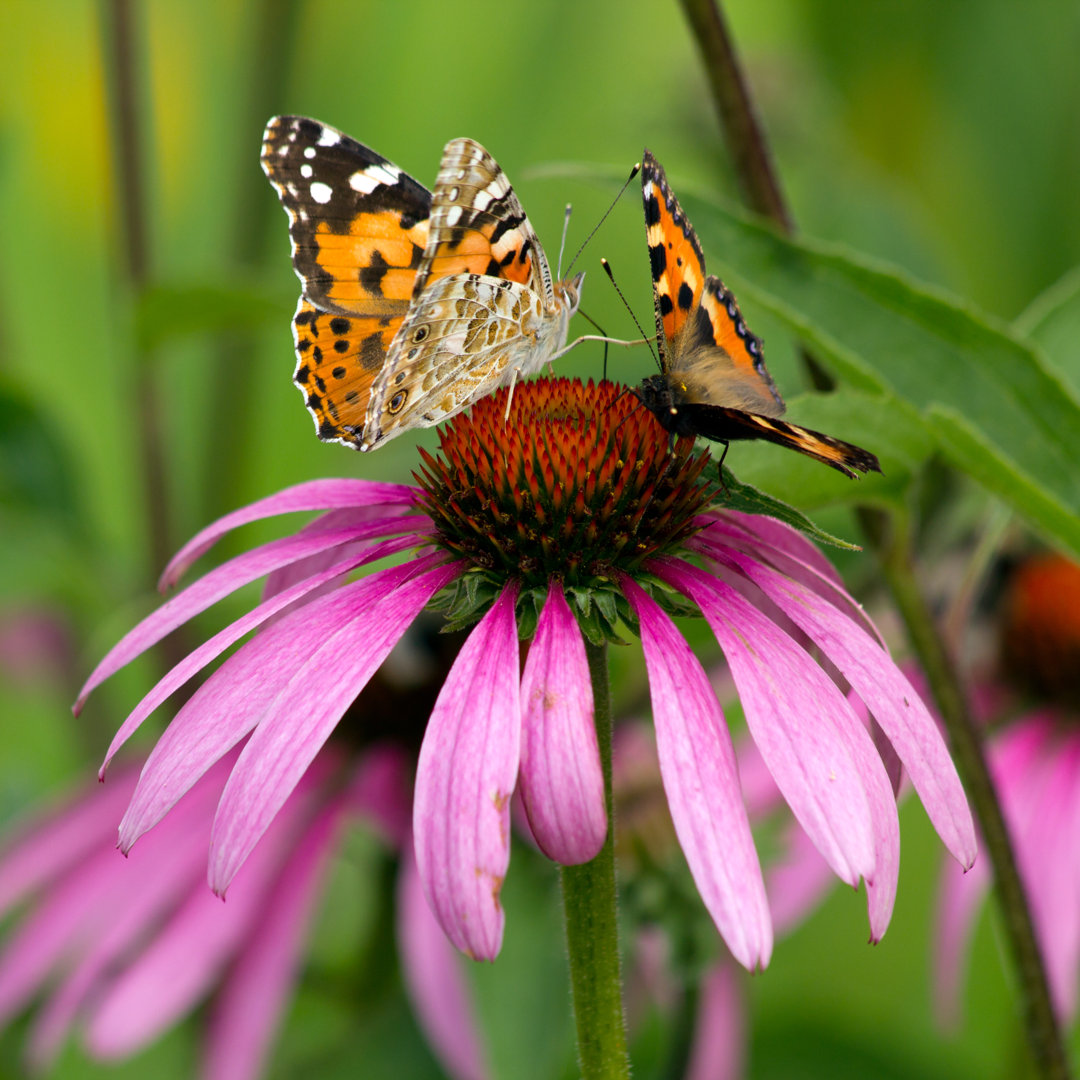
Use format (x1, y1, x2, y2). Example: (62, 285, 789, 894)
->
(560, 640, 630, 1079)
(678, 2, 1072, 1075)
(864, 511, 1071, 1080)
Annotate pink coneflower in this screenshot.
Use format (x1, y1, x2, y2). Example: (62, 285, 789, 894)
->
(0, 741, 489, 1080)
(937, 553, 1080, 1024)
(78, 377, 975, 972)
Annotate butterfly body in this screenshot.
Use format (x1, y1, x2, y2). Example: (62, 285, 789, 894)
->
(636, 149, 880, 480)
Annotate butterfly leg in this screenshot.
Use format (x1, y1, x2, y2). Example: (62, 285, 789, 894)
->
(716, 440, 731, 496)
(503, 367, 520, 423)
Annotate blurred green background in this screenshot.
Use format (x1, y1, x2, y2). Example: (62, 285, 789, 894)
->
(2, 1, 1079, 1076)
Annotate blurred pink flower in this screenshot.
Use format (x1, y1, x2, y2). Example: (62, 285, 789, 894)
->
(936, 553, 1080, 1025)
(76, 378, 975, 971)
(0, 744, 489, 1080)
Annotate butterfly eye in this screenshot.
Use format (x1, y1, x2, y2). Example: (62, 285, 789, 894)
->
(388, 390, 408, 414)
(412, 325, 429, 344)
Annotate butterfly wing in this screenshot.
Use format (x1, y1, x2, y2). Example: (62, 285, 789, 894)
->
(364, 138, 566, 448)
(361, 275, 547, 450)
(641, 149, 783, 417)
(262, 116, 431, 444)
(410, 137, 554, 303)
(679, 405, 880, 477)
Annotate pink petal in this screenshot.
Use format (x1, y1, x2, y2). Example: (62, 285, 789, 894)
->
(341, 743, 414, 849)
(933, 719, 1048, 1025)
(692, 522, 881, 645)
(0, 767, 224, 1031)
(685, 962, 744, 1080)
(398, 843, 491, 1080)
(0, 766, 139, 916)
(204, 785, 348, 1080)
(100, 533, 420, 772)
(83, 767, 325, 1059)
(654, 559, 876, 889)
(117, 554, 453, 851)
(767, 820, 835, 936)
(623, 577, 772, 971)
(209, 560, 462, 892)
(723, 550, 977, 870)
(413, 585, 521, 960)
(161, 478, 418, 587)
(518, 581, 605, 864)
(78, 516, 424, 711)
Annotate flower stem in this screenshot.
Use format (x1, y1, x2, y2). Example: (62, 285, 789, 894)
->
(677, 2, 1072, 1075)
(865, 512, 1071, 1080)
(560, 640, 630, 1079)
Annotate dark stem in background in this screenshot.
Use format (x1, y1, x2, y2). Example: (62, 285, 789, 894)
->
(202, 0, 303, 524)
(560, 640, 631, 1080)
(675, 1, 1072, 1077)
(103, 0, 173, 582)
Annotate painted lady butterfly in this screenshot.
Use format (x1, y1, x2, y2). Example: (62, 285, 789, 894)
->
(635, 149, 880, 479)
(262, 117, 585, 451)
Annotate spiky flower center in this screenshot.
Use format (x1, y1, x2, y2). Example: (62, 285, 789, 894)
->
(415, 378, 714, 591)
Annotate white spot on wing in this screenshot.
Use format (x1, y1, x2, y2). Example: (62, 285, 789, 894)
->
(303, 146, 316, 159)
(300, 164, 313, 178)
(310, 182, 333, 204)
(445, 205, 462, 226)
(317, 128, 341, 147)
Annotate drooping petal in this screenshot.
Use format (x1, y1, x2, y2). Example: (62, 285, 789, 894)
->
(0, 766, 224, 1031)
(654, 559, 877, 889)
(209, 560, 462, 892)
(203, 784, 348, 1080)
(398, 843, 491, 1080)
(934, 719, 1047, 1025)
(117, 553, 452, 848)
(692, 522, 881, 644)
(685, 962, 743, 1080)
(722, 550, 977, 869)
(414, 585, 522, 960)
(78, 517, 424, 711)
(99, 533, 419, 771)
(518, 581, 605, 864)
(622, 577, 772, 971)
(161, 478, 418, 587)
(83, 768, 323, 1059)
(0, 767, 139, 917)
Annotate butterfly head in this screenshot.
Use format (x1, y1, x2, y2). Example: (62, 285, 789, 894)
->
(555, 271, 586, 318)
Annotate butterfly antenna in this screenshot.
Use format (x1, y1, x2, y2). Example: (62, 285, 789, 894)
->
(564, 161, 641, 276)
(576, 308, 611, 379)
(601, 258, 660, 372)
(556, 203, 572, 280)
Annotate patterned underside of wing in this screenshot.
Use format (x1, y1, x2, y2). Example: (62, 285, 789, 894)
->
(685, 405, 881, 478)
(641, 148, 706, 352)
(410, 137, 552, 304)
(363, 276, 544, 449)
(292, 298, 408, 448)
(262, 115, 431, 316)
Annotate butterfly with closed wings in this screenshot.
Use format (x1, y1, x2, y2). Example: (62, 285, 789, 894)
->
(634, 149, 880, 480)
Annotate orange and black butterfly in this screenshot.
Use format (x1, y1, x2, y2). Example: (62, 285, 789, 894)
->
(634, 149, 880, 479)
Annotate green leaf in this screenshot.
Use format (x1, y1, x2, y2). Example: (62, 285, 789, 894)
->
(677, 190, 1080, 556)
(1016, 262, 1080, 400)
(730, 388, 929, 511)
(0, 379, 82, 531)
(134, 279, 285, 351)
(709, 466, 862, 551)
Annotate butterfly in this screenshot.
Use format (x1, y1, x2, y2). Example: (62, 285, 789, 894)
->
(360, 137, 585, 450)
(633, 149, 880, 480)
(261, 115, 434, 450)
